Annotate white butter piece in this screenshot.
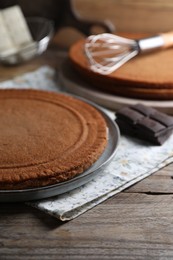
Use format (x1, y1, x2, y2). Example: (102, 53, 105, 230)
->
(0, 12, 17, 53)
(1, 5, 33, 47)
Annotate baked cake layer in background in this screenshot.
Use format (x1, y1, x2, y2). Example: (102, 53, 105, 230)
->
(69, 33, 173, 100)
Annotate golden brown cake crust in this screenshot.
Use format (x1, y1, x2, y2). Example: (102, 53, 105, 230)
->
(0, 89, 107, 190)
(69, 33, 173, 100)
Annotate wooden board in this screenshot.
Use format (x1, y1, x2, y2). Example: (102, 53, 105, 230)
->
(1, 170, 173, 260)
(59, 60, 173, 114)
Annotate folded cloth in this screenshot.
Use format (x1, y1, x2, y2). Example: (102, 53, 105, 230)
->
(29, 134, 173, 220)
(1, 66, 173, 221)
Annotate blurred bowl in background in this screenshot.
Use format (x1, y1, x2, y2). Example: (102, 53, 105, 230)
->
(0, 17, 54, 65)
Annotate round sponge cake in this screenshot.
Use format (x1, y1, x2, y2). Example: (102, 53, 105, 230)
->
(0, 89, 107, 190)
(69, 33, 173, 100)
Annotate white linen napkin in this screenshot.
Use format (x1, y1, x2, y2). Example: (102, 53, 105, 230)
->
(1, 66, 173, 221)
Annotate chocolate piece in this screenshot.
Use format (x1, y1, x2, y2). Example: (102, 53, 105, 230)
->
(115, 104, 173, 145)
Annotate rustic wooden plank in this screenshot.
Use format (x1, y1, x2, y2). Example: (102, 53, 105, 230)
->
(75, 0, 173, 33)
(1, 191, 173, 259)
(125, 164, 173, 194)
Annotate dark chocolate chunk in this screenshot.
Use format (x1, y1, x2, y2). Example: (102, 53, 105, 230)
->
(115, 104, 173, 145)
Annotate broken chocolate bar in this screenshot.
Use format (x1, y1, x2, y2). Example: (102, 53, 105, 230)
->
(115, 104, 173, 145)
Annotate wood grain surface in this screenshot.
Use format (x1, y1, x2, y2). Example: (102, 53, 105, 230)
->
(1, 165, 173, 260)
(75, 0, 173, 32)
(1, 2, 173, 259)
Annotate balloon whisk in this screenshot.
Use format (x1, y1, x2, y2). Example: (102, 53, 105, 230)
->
(84, 32, 173, 75)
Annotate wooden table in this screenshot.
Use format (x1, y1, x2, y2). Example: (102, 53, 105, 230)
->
(1, 40, 173, 260)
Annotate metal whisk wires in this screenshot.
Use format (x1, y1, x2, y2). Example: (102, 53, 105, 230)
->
(84, 33, 139, 75)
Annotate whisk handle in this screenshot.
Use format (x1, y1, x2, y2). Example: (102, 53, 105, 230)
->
(138, 32, 173, 53)
(137, 35, 164, 53)
(161, 32, 173, 48)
